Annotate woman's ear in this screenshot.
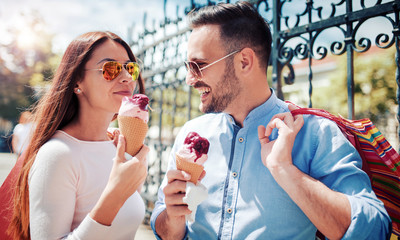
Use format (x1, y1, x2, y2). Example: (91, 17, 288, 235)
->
(74, 84, 82, 94)
(237, 48, 255, 73)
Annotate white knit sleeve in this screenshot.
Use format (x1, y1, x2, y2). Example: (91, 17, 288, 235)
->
(29, 139, 112, 239)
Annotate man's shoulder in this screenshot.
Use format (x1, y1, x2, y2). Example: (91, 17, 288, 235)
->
(302, 113, 341, 131)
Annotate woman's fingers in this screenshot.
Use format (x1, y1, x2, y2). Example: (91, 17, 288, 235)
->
(115, 134, 126, 163)
(112, 129, 120, 146)
(135, 145, 150, 163)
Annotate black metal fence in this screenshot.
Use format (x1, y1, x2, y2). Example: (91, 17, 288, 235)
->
(132, 0, 400, 223)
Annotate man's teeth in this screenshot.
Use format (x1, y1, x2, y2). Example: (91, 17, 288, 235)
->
(198, 87, 211, 95)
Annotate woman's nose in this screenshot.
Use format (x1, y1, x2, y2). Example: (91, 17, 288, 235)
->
(120, 67, 133, 83)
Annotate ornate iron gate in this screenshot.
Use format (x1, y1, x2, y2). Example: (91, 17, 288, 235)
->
(132, 0, 400, 222)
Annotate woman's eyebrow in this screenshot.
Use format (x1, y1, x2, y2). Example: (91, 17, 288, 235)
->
(96, 58, 132, 65)
(97, 58, 115, 64)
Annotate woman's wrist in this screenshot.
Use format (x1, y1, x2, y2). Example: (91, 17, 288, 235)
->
(89, 186, 125, 226)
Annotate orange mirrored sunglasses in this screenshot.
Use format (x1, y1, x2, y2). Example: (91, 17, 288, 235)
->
(86, 61, 140, 81)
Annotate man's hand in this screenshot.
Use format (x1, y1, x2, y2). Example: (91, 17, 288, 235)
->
(164, 170, 193, 219)
(258, 104, 304, 172)
(155, 169, 205, 240)
(258, 105, 351, 239)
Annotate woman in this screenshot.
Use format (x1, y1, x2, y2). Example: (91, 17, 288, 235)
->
(7, 31, 149, 239)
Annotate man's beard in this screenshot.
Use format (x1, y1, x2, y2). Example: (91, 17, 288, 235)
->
(202, 61, 241, 113)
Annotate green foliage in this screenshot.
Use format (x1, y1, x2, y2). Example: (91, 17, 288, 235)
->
(312, 47, 397, 123)
(0, 11, 59, 122)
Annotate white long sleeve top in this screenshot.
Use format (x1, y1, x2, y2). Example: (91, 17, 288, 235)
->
(29, 130, 145, 239)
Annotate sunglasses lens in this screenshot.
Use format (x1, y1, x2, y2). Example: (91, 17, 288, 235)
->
(103, 62, 122, 81)
(126, 62, 140, 81)
(185, 61, 201, 78)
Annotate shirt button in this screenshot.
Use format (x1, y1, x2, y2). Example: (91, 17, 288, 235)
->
(232, 172, 238, 178)
(238, 137, 244, 143)
(227, 208, 233, 214)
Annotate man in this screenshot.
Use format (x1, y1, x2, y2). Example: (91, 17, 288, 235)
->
(150, 2, 391, 239)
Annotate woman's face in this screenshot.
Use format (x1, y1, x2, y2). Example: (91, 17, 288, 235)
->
(78, 39, 136, 115)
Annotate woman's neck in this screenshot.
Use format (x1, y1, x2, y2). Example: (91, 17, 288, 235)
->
(62, 112, 114, 141)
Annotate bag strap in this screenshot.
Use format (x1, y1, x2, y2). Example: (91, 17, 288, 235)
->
(286, 101, 339, 120)
(291, 108, 346, 127)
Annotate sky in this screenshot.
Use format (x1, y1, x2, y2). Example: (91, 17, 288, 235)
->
(0, 0, 193, 52)
(0, 0, 395, 54)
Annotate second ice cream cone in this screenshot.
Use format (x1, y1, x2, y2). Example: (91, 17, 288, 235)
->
(118, 116, 148, 156)
(176, 154, 204, 184)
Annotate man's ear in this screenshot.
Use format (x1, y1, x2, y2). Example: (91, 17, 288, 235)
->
(237, 48, 255, 74)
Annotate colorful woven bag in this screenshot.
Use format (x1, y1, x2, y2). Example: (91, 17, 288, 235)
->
(291, 107, 400, 237)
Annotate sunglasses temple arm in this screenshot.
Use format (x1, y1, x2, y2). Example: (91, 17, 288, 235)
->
(200, 50, 239, 71)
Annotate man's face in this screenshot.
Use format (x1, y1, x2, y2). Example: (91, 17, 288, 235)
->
(186, 25, 242, 114)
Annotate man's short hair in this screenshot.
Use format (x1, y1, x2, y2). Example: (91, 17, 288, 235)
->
(187, 1, 272, 71)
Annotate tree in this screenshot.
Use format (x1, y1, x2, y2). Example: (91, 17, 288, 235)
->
(0, 10, 59, 123)
(312, 47, 397, 124)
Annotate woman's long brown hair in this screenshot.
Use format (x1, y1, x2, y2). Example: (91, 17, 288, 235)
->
(7, 31, 145, 239)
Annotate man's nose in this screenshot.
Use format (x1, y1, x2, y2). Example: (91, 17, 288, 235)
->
(185, 73, 199, 86)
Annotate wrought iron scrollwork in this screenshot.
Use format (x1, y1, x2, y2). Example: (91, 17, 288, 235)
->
(134, 0, 400, 221)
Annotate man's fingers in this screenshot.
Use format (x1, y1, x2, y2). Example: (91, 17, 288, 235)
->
(165, 192, 187, 205)
(288, 103, 300, 111)
(167, 169, 192, 183)
(198, 170, 206, 181)
(270, 112, 294, 127)
(293, 114, 304, 132)
(258, 125, 269, 144)
(165, 205, 192, 217)
(164, 179, 187, 196)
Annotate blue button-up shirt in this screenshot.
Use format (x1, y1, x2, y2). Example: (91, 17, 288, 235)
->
(150, 91, 391, 239)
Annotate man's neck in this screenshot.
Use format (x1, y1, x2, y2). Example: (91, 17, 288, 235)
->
(226, 88, 272, 127)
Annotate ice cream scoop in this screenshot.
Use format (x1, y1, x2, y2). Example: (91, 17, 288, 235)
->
(118, 94, 149, 157)
(175, 132, 210, 223)
(176, 132, 209, 184)
(119, 94, 149, 123)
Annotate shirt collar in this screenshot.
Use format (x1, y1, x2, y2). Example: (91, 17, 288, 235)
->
(222, 89, 281, 128)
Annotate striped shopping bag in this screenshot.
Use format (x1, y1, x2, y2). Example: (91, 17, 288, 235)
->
(291, 107, 400, 237)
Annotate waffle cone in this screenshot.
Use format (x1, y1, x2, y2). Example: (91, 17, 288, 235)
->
(118, 116, 148, 156)
(176, 154, 204, 184)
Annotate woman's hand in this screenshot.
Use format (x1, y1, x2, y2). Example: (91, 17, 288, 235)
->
(90, 134, 149, 226)
(108, 134, 149, 199)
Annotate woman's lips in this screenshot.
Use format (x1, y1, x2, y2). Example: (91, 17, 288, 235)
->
(114, 91, 132, 96)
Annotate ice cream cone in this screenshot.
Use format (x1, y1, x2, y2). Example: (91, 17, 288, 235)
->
(118, 116, 148, 156)
(176, 154, 204, 184)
